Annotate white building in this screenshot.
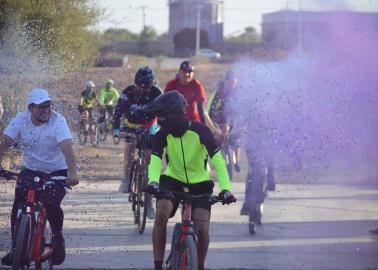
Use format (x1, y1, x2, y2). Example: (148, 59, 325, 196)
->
(168, 0, 224, 45)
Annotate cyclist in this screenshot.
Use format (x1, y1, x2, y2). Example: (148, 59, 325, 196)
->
(78, 80, 97, 125)
(142, 91, 235, 270)
(208, 70, 242, 173)
(165, 60, 221, 139)
(240, 121, 276, 220)
(113, 66, 162, 219)
(0, 88, 79, 266)
(98, 79, 120, 123)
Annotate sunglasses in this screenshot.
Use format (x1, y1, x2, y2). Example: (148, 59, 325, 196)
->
(31, 103, 53, 110)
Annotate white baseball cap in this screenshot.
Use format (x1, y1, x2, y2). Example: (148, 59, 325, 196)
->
(27, 88, 52, 106)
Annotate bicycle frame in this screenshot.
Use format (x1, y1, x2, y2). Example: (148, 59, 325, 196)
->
(1, 170, 68, 270)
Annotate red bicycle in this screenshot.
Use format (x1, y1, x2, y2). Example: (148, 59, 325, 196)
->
(0, 169, 70, 270)
(155, 188, 235, 270)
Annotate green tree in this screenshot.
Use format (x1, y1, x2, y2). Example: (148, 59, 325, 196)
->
(100, 28, 138, 44)
(226, 26, 261, 44)
(138, 25, 157, 55)
(0, 0, 100, 71)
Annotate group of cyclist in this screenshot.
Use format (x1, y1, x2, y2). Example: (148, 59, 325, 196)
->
(0, 60, 274, 270)
(77, 78, 120, 129)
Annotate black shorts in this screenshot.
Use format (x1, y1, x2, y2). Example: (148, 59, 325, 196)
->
(158, 175, 214, 218)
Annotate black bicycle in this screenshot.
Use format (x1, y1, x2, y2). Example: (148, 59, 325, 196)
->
(0, 169, 70, 270)
(126, 128, 150, 234)
(244, 157, 275, 235)
(77, 113, 100, 147)
(221, 133, 235, 181)
(152, 189, 235, 270)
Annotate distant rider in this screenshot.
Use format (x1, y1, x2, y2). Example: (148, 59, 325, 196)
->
(112, 66, 162, 219)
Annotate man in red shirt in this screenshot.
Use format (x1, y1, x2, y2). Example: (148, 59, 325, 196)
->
(165, 61, 220, 137)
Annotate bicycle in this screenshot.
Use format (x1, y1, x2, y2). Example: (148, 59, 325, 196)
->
(153, 188, 235, 270)
(0, 169, 70, 270)
(76, 113, 100, 147)
(97, 107, 119, 144)
(126, 128, 150, 234)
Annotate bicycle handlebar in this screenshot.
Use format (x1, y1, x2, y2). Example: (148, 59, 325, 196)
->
(152, 188, 236, 205)
(0, 169, 71, 189)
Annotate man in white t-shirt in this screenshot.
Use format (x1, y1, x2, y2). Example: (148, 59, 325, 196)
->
(0, 88, 79, 266)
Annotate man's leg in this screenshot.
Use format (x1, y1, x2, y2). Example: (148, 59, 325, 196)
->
(153, 199, 173, 270)
(193, 208, 211, 270)
(143, 149, 155, 219)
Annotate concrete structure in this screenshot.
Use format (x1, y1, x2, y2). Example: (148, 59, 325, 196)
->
(261, 11, 378, 51)
(168, 0, 224, 45)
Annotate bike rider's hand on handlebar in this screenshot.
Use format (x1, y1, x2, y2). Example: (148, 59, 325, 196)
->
(145, 181, 160, 195)
(65, 173, 79, 187)
(218, 190, 236, 204)
(0, 168, 17, 180)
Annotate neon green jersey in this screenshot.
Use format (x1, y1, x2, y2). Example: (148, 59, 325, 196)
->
(148, 121, 231, 192)
(98, 87, 120, 106)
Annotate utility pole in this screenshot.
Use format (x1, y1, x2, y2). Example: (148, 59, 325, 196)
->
(283, 1, 289, 50)
(297, 0, 303, 54)
(141, 5, 147, 30)
(195, 0, 202, 57)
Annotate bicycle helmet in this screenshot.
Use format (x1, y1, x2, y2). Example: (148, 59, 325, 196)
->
(105, 79, 114, 88)
(86, 80, 95, 89)
(141, 90, 188, 117)
(135, 66, 155, 88)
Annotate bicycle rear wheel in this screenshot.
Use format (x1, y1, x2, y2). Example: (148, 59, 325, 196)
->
(248, 212, 256, 235)
(172, 236, 198, 270)
(12, 214, 30, 270)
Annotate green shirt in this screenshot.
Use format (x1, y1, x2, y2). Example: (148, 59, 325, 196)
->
(148, 121, 231, 191)
(99, 87, 120, 106)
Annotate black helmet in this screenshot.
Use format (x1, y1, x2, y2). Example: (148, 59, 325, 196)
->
(141, 90, 188, 117)
(135, 66, 154, 88)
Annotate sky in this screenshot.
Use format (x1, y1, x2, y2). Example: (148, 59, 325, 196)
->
(93, 0, 378, 36)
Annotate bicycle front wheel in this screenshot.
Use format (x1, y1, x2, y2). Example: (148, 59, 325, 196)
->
(130, 161, 139, 223)
(113, 135, 120, 145)
(12, 214, 31, 270)
(77, 122, 87, 146)
(136, 189, 147, 234)
(172, 236, 198, 270)
(89, 123, 100, 147)
(35, 221, 53, 270)
(98, 122, 108, 142)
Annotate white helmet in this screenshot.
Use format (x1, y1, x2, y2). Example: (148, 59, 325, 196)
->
(86, 80, 95, 89)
